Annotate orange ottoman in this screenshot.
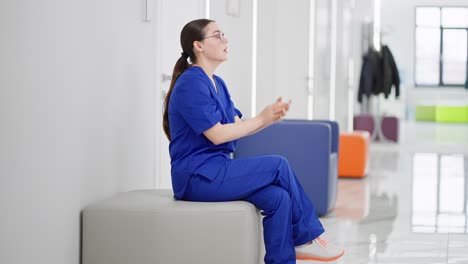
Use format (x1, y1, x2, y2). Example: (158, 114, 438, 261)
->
(338, 131, 370, 178)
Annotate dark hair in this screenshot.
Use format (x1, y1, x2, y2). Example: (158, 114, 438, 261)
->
(163, 18, 214, 141)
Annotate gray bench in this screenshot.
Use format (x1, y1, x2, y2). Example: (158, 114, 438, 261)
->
(82, 189, 265, 264)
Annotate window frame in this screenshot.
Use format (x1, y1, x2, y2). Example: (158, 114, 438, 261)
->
(414, 6, 468, 88)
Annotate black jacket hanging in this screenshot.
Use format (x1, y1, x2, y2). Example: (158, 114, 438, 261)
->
(358, 46, 400, 103)
(381, 45, 400, 99)
(358, 48, 381, 103)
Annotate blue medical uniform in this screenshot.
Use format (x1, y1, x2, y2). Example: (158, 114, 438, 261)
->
(168, 66, 324, 264)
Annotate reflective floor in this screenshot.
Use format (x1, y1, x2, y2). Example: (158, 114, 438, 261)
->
(301, 121, 468, 264)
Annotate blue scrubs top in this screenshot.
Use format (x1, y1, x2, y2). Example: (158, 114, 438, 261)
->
(168, 66, 242, 199)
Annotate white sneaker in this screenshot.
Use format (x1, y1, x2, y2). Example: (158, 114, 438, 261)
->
(295, 237, 345, 262)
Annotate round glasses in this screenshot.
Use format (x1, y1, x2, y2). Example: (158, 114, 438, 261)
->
(203, 32, 227, 42)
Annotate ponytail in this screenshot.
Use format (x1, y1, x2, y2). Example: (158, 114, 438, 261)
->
(163, 55, 190, 140)
(162, 18, 214, 141)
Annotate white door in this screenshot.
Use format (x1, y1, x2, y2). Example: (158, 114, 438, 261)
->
(334, 0, 354, 131)
(156, 0, 206, 189)
(275, 0, 310, 119)
(257, 0, 310, 119)
(312, 0, 332, 120)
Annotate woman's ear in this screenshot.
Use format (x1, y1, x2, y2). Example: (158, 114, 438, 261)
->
(193, 41, 203, 54)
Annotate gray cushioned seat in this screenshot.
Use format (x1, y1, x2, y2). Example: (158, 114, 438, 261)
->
(82, 189, 265, 264)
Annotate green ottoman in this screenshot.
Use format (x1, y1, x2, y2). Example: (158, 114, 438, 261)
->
(416, 105, 436, 121)
(435, 105, 468, 123)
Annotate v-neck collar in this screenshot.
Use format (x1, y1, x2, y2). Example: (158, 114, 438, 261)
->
(192, 65, 219, 95)
(190, 66, 232, 123)
(209, 76, 219, 94)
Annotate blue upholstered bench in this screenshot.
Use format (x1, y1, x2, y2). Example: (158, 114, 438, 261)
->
(234, 120, 339, 216)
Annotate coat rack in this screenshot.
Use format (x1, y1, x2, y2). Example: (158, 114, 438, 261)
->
(355, 21, 399, 143)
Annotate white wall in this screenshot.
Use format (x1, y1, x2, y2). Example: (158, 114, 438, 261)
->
(381, 0, 468, 119)
(0, 1, 157, 263)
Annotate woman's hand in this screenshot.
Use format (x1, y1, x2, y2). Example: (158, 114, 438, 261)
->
(203, 97, 291, 145)
(258, 97, 291, 126)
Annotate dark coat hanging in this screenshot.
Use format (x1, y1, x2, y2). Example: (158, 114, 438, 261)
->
(358, 48, 382, 103)
(357, 45, 400, 103)
(381, 45, 400, 99)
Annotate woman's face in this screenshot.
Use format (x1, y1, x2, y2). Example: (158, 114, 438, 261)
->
(199, 22, 229, 63)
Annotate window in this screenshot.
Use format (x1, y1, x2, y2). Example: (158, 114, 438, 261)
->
(415, 7, 468, 87)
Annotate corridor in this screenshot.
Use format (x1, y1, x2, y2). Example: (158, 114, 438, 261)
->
(304, 121, 468, 263)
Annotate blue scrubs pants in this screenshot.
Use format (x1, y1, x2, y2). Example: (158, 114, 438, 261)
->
(183, 155, 325, 264)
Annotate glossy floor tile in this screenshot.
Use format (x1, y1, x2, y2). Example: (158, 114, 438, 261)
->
(299, 121, 468, 264)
